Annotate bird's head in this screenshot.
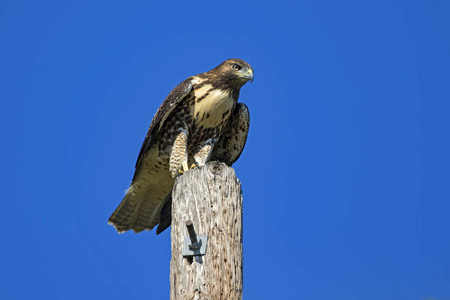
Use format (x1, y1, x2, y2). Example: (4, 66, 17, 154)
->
(210, 58, 254, 88)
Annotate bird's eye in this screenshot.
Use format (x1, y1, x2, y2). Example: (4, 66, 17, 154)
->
(232, 64, 241, 71)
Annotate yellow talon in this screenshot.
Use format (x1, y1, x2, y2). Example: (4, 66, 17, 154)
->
(190, 163, 198, 169)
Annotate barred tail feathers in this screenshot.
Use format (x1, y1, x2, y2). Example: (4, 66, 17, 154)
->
(108, 179, 173, 233)
(108, 187, 146, 233)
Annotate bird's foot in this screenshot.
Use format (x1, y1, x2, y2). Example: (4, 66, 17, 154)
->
(174, 162, 189, 176)
(190, 162, 199, 169)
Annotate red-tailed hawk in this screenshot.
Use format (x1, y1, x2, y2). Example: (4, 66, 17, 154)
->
(108, 58, 253, 234)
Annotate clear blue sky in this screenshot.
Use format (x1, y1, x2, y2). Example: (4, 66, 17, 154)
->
(1, 0, 449, 299)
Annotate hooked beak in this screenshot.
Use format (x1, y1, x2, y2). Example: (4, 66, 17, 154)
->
(245, 68, 254, 83)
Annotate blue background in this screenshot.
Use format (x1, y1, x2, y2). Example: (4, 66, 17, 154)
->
(1, 0, 449, 299)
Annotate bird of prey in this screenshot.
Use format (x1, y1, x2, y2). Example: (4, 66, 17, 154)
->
(108, 58, 253, 234)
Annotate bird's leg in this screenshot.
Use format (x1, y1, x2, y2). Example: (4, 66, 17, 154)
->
(169, 131, 188, 178)
(182, 161, 189, 172)
(194, 143, 214, 168)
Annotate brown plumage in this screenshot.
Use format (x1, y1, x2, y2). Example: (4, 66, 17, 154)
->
(108, 58, 253, 234)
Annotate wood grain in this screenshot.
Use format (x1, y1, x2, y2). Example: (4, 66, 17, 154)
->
(170, 162, 243, 300)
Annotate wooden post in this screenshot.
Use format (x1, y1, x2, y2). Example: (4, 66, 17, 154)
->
(170, 162, 243, 300)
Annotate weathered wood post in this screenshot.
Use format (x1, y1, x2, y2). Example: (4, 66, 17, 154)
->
(170, 161, 243, 300)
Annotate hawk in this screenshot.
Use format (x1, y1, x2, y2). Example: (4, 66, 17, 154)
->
(108, 58, 253, 234)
